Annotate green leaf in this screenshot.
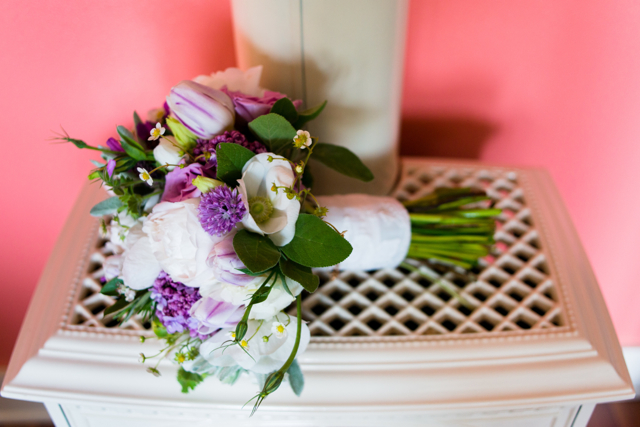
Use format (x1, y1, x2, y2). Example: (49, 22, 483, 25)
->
(133, 111, 142, 127)
(292, 100, 327, 129)
(250, 282, 274, 305)
(287, 359, 304, 396)
(100, 277, 123, 296)
(248, 113, 297, 153)
(237, 268, 269, 277)
(279, 258, 319, 293)
(270, 98, 299, 124)
(90, 196, 123, 217)
(281, 214, 353, 268)
(312, 143, 374, 182)
(177, 367, 204, 394)
(233, 230, 281, 273)
(216, 143, 256, 187)
(117, 125, 147, 161)
(103, 297, 130, 316)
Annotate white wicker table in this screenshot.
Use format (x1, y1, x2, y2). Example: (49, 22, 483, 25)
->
(2, 158, 634, 427)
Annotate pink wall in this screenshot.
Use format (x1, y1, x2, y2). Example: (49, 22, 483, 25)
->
(1, 0, 639, 365)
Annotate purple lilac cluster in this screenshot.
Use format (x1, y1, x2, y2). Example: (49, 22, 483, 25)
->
(150, 272, 206, 339)
(198, 186, 246, 236)
(193, 130, 266, 169)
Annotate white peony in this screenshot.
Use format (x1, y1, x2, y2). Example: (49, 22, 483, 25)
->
(122, 200, 222, 290)
(152, 136, 184, 170)
(199, 313, 310, 374)
(237, 153, 300, 247)
(194, 66, 264, 97)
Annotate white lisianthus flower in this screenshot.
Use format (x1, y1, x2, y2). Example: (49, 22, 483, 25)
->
(122, 200, 223, 290)
(194, 66, 265, 97)
(237, 153, 300, 247)
(152, 136, 184, 170)
(199, 313, 309, 374)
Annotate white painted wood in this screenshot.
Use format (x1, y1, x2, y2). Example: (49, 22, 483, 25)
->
(1, 159, 634, 426)
(231, 0, 408, 196)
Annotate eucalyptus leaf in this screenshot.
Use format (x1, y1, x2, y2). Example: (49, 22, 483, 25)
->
(312, 143, 374, 182)
(248, 113, 297, 153)
(233, 230, 281, 273)
(281, 214, 353, 268)
(216, 143, 255, 187)
(100, 277, 123, 296)
(90, 196, 123, 217)
(287, 359, 304, 396)
(270, 98, 299, 123)
(292, 100, 327, 129)
(90, 160, 106, 168)
(279, 258, 319, 292)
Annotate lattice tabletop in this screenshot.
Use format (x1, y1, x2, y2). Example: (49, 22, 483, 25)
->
(66, 158, 568, 343)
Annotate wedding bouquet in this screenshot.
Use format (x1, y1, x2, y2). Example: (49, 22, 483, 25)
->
(60, 66, 499, 414)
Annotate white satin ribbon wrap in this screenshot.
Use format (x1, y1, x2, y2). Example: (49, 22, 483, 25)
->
(316, 195, 411, 271)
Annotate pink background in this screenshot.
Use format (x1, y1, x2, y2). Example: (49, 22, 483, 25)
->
(1, 0, 639, 366)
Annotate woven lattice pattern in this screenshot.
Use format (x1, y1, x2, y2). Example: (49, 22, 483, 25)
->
(68, 237, 148, 331)
(67, 161, 565, 341)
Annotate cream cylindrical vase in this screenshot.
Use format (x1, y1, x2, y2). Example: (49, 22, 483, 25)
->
(231, 0, 409, 195)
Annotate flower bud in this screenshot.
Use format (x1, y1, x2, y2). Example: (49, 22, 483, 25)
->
(153, 136, 183, 170)
(166, 81, 235, 140)
(192, 176, 224, 194)
(165, 117, 197, 150)
(263, 371, 284, 395)
(235, 320, 248, 341)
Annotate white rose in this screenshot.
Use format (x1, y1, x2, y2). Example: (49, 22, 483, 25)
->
(199, 313, 310, 374)
(237, 153, 300, 247)
(143, 199, 223, 287)
(194, 66, 264, 97)
(152, 136, 184, 170)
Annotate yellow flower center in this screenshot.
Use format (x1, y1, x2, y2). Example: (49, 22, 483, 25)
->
(277, 325, 285, 334)
(230, 331, 236, 339)
(240, 340, 249, 348)
(142, 172, 150, 181)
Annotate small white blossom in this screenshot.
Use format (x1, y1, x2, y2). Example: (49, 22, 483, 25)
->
(137, 167, 153, 186)
(271, 321, 287, 339)
(148, 122, 166, 141)
(117, 284, 136, 302)
(293, 130, 311, 149)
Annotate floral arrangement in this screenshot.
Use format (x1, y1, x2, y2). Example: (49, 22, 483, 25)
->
(61, 66, 500, 414)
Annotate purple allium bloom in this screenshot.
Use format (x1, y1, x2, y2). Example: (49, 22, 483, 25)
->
(106, 137, 124, 152)
(198, 185, 246, 236)
(151, 272, 207, 339)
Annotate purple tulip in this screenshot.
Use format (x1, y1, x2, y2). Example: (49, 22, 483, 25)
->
(206, 232, 255, 286)
(106, 137, 124, 152)
(106, 159, 116, 177)
(166, 81, 235, 139)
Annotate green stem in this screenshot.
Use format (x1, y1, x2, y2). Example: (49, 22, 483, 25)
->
(278, 294, 303, 374)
